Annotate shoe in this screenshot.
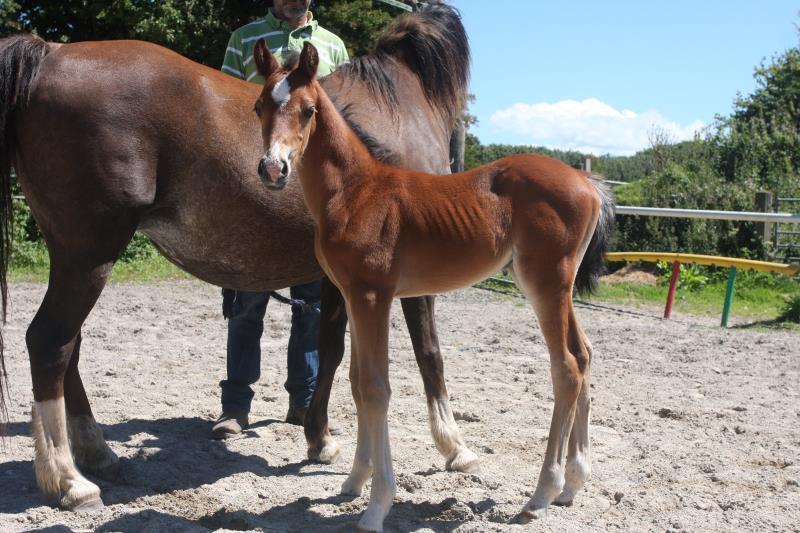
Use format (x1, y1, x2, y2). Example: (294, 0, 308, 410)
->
(211, 411, 249, 439)
(286, 405, 342, 436)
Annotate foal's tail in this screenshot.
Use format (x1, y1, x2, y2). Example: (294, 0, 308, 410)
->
(574, 176, 615, 297)
(0, 34, 50, 422)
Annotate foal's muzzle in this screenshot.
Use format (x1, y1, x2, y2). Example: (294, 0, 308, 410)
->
(258, 156, 289, 190)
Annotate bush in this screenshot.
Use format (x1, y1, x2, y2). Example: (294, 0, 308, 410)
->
(778, 293, 800, 323)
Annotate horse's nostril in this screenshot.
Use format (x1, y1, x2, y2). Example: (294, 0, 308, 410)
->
(258, 158, 267, 178)
(281, 161, 289, 177)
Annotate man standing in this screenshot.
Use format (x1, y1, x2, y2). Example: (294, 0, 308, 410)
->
(213, 0, 348, 439)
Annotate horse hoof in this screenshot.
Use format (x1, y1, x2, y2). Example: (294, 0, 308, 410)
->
(72, 497, 105, 512)
(308, 436, 341, 464)
(84, 457, 121, 481)
(513, 505, 547, 524)
(552, 496, 574, 507)
(445, 448, 480, 473)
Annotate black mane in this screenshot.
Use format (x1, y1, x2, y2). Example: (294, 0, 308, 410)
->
(336, 1, 470, 127)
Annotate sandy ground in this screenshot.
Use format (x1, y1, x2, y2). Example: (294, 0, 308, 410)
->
(0, 280, 798, 533)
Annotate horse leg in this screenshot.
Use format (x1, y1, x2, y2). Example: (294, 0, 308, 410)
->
(512, 258, 591, 521)
(400, 296, 478, 473)
(339, 314, 373, 496)
(64, 333, 119, 479)
(340, 290, 395, 532)
(29, 260, 117, 510)
(553, 328, 593, 506)
(305, 277, 346, 464)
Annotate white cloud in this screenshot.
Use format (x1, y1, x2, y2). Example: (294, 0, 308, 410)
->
(488, 98, 705, 155)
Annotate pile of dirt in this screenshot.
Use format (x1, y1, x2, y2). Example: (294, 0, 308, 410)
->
(601, 264, 659, 285)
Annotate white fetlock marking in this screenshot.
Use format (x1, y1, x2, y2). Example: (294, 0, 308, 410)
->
(341, 464, 372, 496)
(558, 454, 591, 502)
(309, 434, 341, 464)
(358, 503, 389, 532)
(32, 400, 100, 506)
(67, 414, 118, 471)
(526, 463, 565, 515)
(428, 396, 479, 471)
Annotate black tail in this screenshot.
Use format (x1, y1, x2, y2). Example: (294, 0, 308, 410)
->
(339, 1, 470, 126)
(0, 33, 49, 422)
(575, 176, 615, 297)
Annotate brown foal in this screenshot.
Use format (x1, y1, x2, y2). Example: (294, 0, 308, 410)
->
(253, 41, 614, 531)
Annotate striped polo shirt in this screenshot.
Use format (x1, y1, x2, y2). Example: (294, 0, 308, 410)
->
(221, 10, 349, 83)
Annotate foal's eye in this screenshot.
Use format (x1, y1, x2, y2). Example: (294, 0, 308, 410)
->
(254, 100, 263, 117)
(302, 106, 316, 119)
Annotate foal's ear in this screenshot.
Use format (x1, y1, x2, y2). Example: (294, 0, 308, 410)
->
(298, 41, 319, 81)
(254, 39, 279, 78)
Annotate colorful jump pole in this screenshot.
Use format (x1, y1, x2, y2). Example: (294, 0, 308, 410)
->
(720, 266, 737, 327)
(663, 261, 681, 319)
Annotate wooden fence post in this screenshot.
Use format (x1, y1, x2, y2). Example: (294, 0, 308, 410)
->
(755, 191, 773, 248)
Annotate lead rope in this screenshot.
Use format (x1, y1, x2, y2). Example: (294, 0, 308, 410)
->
(267, 290, 321, 314)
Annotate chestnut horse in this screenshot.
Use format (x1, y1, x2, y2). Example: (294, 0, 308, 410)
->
(0, 3, 478, 510)
(253, 41, 615, 531)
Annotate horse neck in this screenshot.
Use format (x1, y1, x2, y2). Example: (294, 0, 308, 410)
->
(299, 86, 377, 222)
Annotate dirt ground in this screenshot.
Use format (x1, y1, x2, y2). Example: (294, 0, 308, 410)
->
(1, 280, 798, 532)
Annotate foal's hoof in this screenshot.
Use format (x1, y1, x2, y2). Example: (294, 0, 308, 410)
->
(513, 506, 547, 524)
(445, 448, 480, 473)
(308, 436, 341, 464)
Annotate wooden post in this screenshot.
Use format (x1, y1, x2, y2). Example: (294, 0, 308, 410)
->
(449, 118, 466, 173)
(664, 261, 680, 319)
(584, 157, 592, 173)
(755, 191, 773, 247)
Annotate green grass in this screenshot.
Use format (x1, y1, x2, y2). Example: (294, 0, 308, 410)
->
(9, 254, 191, 283)
(476, 270, 800, 328)
(590, 276, 800, 329)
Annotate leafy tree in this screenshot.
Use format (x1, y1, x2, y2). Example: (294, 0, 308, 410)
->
(0, 0, 403, 66)
(315, 0, 395, 57)
(0, 0, 267, 66)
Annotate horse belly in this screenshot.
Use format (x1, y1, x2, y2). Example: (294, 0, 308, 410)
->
(394, 243, 512, 298)
(140, 207, 320, 291)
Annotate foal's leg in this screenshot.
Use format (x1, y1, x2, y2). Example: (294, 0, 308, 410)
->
(29, 259, 117, 510)
(341, 290, 395, 532)
(400, 296, 478, 472)
(339, 309, 373, 496)
(64, 333, 120, 479)
(305, 277, 346, 463)
(554, 329, 593, 506)
(513, 260, 590, 521)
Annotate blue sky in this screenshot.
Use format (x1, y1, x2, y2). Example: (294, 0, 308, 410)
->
(450, 1, 799, 155)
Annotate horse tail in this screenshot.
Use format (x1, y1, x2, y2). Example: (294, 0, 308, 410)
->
(375, 1, 470, 125)
(0, 33, 50, 422)
(575, 176, 615, 297)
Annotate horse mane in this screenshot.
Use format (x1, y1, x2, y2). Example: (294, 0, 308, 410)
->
(336, 102, 402, 166)
(337, 1, 470, 126)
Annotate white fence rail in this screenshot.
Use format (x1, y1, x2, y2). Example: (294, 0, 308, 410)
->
(615, 206, 800, 224)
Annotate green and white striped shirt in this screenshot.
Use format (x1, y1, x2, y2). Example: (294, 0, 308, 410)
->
(221, 10, 349, 84)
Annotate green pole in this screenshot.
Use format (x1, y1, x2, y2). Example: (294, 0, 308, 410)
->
(721, 266, 737, 327)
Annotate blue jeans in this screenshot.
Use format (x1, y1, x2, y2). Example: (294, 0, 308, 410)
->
(220, 280, 321, 414)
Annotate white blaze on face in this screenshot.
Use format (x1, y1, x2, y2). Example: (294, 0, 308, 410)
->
(271, 75, 291, 108)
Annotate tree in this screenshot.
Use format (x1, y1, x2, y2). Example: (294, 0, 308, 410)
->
(0, 0, 402, 66)
(315, 0, 395, 57)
